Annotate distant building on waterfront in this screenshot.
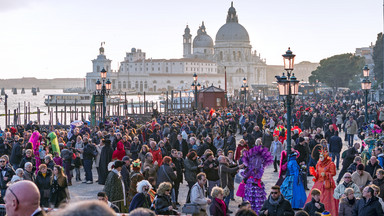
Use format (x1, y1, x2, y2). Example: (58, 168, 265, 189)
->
(86, 2, 267, 94)
(356, 43, 375, 79)
(266, 61, 320, 84)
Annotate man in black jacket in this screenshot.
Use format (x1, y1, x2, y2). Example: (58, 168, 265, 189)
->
(353, 186, 384, 216)
(203, 153, 220, 198)
(329, 131, 343, 170)
(10, 137, 23, 170)
(224, 131, 236, 155)
(365, 156, 382, 179)
(83, 139, 97, 184)
(170, 149, 183, 205)
(173, 134, 188, 158)
(337, 143, 360, 184)
(259, 185, 294, 216)
(0, 157, 14, 202)
(303, 189, 325, 216)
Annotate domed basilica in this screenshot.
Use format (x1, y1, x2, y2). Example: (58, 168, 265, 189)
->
(86, 2, 267, 94)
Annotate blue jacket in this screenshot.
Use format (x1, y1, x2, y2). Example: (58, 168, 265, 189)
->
(129, 192, 152, 212)
(329, 135, 342, 153)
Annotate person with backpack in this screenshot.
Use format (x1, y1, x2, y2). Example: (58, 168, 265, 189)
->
(60, 146, 74, 186)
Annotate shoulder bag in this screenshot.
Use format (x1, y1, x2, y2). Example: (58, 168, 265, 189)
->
(220, 165, 230, 197)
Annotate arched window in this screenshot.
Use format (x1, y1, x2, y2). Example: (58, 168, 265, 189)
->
(144, 81, 148, 89)
(140, 81, 143, 92)
(118, 81, 121, 89)
(123, 81, 126, 89)
(180, 80, 184, 84)
(167, 80, 171, 84)
(238, 51, 241, 61)
(135, 81, 139, 89)
(128, 81, 131, 89)
(153, 80, 157, 84)
(97, 66, 100, 72)
(233, 51, 236, 61)
(220, 52, 223, 61)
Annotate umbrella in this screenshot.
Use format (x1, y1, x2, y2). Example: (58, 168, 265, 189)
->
(70, 120, 83, 127)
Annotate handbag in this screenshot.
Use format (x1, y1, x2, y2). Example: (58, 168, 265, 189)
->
(220, 165, 230, 197)
(236, 180, 246, 197)
(182, 203, 201, 214)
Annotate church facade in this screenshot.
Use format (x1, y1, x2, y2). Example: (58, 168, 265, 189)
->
(86, 3, 267, 93)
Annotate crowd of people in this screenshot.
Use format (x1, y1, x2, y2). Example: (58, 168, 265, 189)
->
(2, 93, 384, 215)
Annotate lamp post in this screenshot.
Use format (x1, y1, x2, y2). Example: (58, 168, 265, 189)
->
(95, 68, 111, 123)
(241, 77, 249, 105)
(191, 73, 201, 110)
(361, 65, 371, 123)
(276, 48, 299, 155)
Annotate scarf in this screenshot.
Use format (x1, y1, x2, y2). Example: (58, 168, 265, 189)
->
(347, 197, 356, 205)
(343, 181, 352, 188)
(269, 195, 282, 206)
(215, 198, 226, 215)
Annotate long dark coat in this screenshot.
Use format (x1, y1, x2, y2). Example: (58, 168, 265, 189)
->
(98, 142, 113, 185)
(49, 176, 68, 208)
(35, 169, 53, 207)
(104, 171, 125, 211)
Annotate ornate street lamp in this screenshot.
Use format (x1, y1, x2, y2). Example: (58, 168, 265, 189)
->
(241, 77, 249, 105)
(191, 73, 201, 109)
(361, 65, 371, 123)
(276, 48, 299, 155)
(95, 67, 111, 123)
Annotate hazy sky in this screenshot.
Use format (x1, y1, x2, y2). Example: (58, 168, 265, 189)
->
(1, 0, 383, 79)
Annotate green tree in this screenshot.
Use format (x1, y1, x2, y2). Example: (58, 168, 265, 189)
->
(373, 32, 383, 86)
(308, 53, 365, 92)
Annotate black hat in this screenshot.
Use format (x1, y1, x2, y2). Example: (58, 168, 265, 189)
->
(122, 156, 130, 161)
(114, 160, 124, 168)
(299, 137, 305, 143)
(103, 139, 111, 145)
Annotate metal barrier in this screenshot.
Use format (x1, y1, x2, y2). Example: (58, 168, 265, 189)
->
(0, 205, 6, 216)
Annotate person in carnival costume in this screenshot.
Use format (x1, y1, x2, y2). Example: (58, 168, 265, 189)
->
(29, 131, 42, 172)
(280, 151, 307, 209)
(241, 145, 273, 214)
(276, 150, 288, 186)
(306, 147, 338, 216)
(47, 132, 61, 156)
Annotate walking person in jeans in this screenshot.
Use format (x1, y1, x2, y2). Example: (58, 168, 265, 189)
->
(83, 139, 97, 184)
(329, 131, 343, 170)
(345, 116, 358, 148)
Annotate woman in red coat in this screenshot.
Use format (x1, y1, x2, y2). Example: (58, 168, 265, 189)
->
(112, 140, 126, 160)
(235, 139, 249, 161)
(306, 147, 338, 216)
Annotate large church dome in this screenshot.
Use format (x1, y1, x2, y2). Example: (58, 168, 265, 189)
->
(215, 2, 250, 43)
(216, 22, 249, 42)
(193, 22, 214, 48)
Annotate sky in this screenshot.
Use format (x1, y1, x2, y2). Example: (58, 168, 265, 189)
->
(0, 0, 383, 79)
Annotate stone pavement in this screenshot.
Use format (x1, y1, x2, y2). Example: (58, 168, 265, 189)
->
(68, 131, 350, 215)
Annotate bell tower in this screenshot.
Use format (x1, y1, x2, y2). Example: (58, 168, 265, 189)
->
(183, 25, 192, 58)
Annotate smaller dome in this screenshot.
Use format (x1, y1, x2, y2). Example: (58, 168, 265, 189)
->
(131, 48, 136, 53)
(193, 34, 213, 48)
(193, 21, 213, 48)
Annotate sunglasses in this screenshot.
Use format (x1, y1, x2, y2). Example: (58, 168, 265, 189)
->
(271, 192, 278, 195)
(344, 176, 351, 178)
(0, 161, 5, 163)
(166, 190, 171, 192)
